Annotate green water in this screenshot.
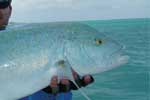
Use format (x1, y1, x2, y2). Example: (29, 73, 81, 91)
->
(72, 18, 149, 100)
(1, 18, 149, 100)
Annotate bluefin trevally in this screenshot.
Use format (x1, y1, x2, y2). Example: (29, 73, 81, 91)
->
(0, 22, 129, 100)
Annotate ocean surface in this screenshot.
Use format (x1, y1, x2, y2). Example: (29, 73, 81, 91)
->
(72, 18, 149, 100)
(1, 18, 149, 100)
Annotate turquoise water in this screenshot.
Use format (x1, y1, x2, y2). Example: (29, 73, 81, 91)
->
(72, 18, 149, 100)
(1, 18, 149, 100)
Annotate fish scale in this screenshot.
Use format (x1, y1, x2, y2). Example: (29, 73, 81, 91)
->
(0, 22, 128, 100)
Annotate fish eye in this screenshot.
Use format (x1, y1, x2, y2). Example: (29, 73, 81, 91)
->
(95, 39, 102, 45)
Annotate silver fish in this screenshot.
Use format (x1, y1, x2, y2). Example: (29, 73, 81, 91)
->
(0, 22, 129, 100)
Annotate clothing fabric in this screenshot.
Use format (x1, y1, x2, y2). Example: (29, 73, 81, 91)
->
(42, 75, 86, 94)
(20, 91, 72, 100)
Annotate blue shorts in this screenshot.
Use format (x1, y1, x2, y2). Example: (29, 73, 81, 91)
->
(21, 91, 72, 100)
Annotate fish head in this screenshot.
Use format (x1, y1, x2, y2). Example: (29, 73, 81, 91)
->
(65, 23, 129, 75)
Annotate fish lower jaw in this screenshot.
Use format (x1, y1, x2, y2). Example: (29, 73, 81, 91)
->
(95, 55, 129, 74)
(117, 55, 129, 65)
(109, 55, 129, 69)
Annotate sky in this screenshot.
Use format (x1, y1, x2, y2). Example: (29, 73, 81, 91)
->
(10, 0, 149, 22)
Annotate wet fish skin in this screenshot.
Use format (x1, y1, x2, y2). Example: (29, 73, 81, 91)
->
(0, 22, 128, 100)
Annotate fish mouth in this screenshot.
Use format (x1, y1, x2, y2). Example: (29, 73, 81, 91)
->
(110, 54, 129, 68)
(106, 45, 129, 69)
(93, 45, 129, 74)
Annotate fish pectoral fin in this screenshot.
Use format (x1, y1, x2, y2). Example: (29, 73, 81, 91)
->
(55, 59, 74, 80)
(56, 59, 92, 100)
(57, 60, 65, 68)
